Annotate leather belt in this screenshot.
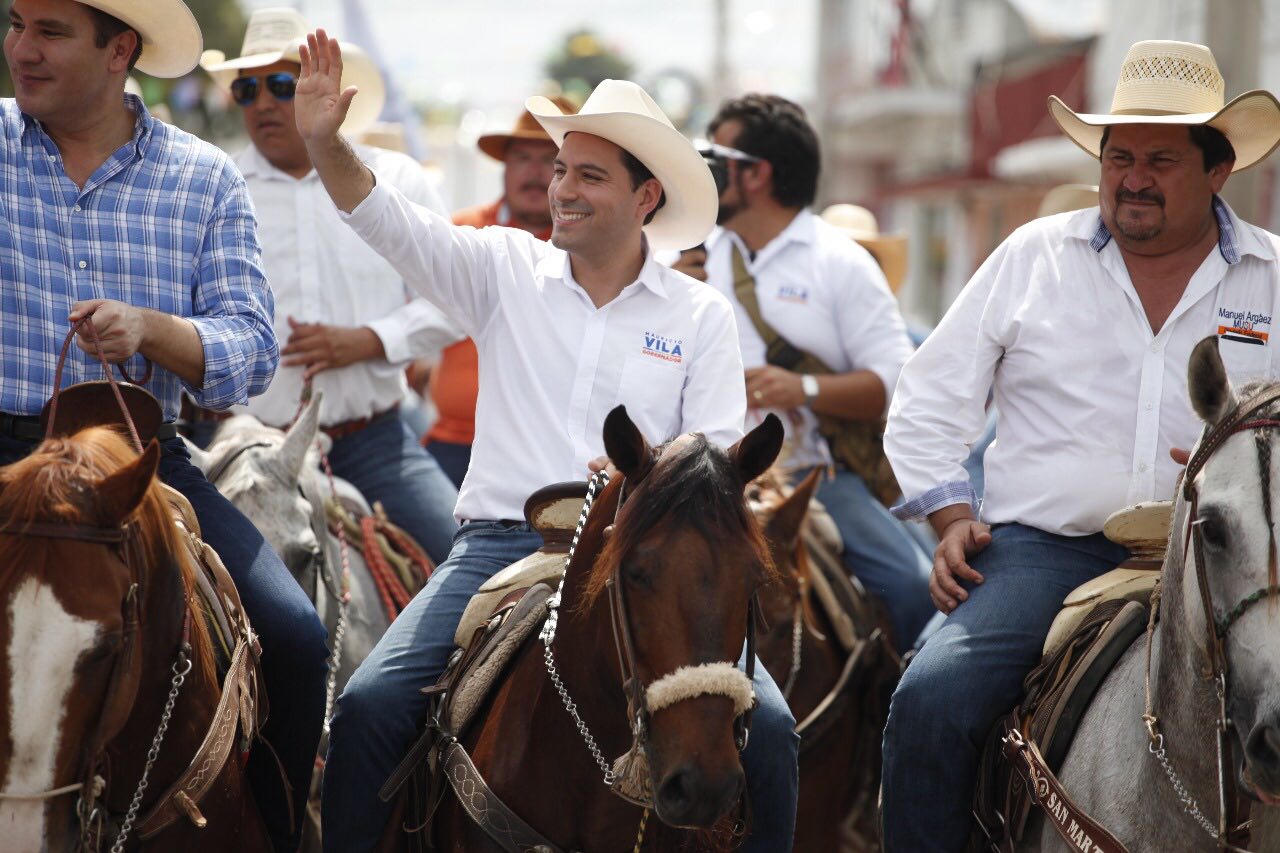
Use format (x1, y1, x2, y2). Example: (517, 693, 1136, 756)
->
(0, 413, 177, 442)
(322, 403, 399, 440)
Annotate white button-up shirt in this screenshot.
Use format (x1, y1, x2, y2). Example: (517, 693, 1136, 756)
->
(703, 210, 913, 469)
(234, 143, 458, 427)
(887, 199, 1280, 536)
(342, 179, 747, 522)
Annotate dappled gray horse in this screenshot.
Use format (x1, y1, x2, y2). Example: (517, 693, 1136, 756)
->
(1028, 338, 1280, 850)
(185, 396, 390, 705)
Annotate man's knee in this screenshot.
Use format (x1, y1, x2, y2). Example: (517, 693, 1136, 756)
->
(888, 649, 1000, 748)
(260, 602, 329, 680)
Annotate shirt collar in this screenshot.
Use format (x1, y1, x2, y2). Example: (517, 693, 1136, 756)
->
(534, 236, 668, 299)
(708, 208, 815, 263)
(238, 142, 318, 182)
(1081, 195, 1267, 265)
(23, 92, 153, 158)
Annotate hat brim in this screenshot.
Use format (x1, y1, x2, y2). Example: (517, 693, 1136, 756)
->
(201, 40, 386, 136)
(1048, 89, 1280, 173)
(525, 96, 718, 251)
(852, 235, 907, 294)
(79, 0, 203, 78)
(477, 129, 556, 162)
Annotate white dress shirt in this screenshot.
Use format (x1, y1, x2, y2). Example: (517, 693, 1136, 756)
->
(703, 211, 914, 469)
(234, 143, 460, 427)
(887, 199, 1280, 536)
(342, 178, 747, 523)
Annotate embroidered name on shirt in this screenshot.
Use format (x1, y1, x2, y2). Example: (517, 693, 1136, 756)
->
(642, 333, 684, 363)
(775, 284, 809, 304)
(1218, 306, 1272, 345)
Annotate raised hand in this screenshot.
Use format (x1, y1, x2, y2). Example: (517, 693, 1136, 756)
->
(294, 28, 359, 143)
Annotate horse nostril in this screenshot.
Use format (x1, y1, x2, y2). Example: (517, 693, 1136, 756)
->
(657, 765, 696, 816)
(1246, 724, 1280, 775)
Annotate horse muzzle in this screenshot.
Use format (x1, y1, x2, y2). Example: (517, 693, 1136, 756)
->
(1242, 720, 1280, 805)
(654, 758, 745, 829)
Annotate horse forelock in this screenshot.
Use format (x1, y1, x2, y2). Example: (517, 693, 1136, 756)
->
(582, 435, 775, 608)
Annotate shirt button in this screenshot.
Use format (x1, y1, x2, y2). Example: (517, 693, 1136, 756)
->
(73, 204, 81, 212)
(1150, 344, 1159, 353)
(47, 155, 55, 162)
(78, 260, 87, 269)
(1145, 402, 1153, 411)
(1138, 463, 1148, 473)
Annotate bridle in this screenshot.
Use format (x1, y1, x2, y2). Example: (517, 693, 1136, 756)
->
(540, 469, 761, 811)
(1144, 384, 1280, 851)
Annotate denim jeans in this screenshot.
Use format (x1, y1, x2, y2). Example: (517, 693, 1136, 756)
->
(423, 438, 472, 490)
(323, 522, 798, 852)
(0, 433, 329, 853)
(812, 467, 935, 652)
(326, 409, 459, 565)
(879, 523, 1129, 851)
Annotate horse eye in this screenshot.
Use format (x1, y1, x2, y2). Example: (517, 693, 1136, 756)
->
(1199, 515, 1229, 550)
(623, 562, 652, 589)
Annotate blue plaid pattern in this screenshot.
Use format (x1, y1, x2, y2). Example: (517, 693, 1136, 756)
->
(0, 95, 277, 420)
(891, 479, 979, 522)
(1089, 195, 1240, 263)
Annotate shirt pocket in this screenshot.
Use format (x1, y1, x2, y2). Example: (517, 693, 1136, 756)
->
(616, 355, 686, 444)
(1217, 335, 1271, 385)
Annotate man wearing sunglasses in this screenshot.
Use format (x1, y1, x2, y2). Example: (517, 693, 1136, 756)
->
(689, 94, 933, 654)
(0, 1, 328, 850)
(200, 8, 462, 567)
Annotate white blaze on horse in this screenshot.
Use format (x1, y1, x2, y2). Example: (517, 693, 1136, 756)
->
(1027, 337, 1280, 850)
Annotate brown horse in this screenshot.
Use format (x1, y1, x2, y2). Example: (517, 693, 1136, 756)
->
(424, 407, 784, 850)
(752, 470, 899, 853)
(0, 428, 269, 851)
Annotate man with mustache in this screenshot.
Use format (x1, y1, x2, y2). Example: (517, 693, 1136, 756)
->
(291, 31, 799, 853)
(0, 1, 327, 849)
(423, 98, 575, 488)
(879, 40, 1280, 849)
(200, 8, 460, 565)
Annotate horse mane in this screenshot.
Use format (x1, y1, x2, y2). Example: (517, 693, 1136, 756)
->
(582, 434, 776, 607)
(0, 428, 217, 692)
(748, 468, 824, 636)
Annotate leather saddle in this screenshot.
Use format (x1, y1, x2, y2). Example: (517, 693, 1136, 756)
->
(970, 502, 1171, 851)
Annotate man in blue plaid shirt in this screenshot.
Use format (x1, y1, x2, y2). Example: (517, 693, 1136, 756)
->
(1, 1, 327, 849)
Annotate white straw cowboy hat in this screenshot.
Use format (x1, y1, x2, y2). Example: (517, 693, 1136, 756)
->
(200, 7, 386, 135)
(75, 0, 202, 78)
(819, 204, 908, 294)
(526, 80, 718, 251)
(1036, 184, 1099, 218)
(1049, 40, 1280, 172)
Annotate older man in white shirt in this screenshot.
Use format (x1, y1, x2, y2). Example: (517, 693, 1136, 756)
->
(201, 9, 461, 563)
(291, 32, 799, 853)
(879, 41, 1280, 850)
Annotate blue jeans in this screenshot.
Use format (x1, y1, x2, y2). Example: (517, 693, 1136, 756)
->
(323, 522, 798, 852)
(813, 467, 934, 652)
(423, 438, 472, 490)
(0, 433, 329, 853)
(880, 523, 1129, 851)
(326, 409, 459, 566)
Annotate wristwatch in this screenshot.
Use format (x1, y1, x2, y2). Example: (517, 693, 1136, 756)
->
(800, 374, 820, 404)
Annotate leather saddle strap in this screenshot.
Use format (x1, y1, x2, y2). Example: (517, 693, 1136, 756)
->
(134, 637, 252, 841)
(47, 317, 149, 453)
(1002, 729, 1129, 853)
(441, 740, 571, 853)
(794, 631, 875, 749)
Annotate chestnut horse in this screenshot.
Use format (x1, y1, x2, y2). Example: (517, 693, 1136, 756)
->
(419, 407, 784, 851)
(0, 428, 269, 851)
(752, 470, 899, 853)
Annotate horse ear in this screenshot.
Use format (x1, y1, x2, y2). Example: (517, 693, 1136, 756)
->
(731, 414, 785, 485)
(95, 440, 160, 527)
(276, 391, 323, 483)
(603, 405, 653, 481)
(766, 467, 820, 555)
(1188, 336, 1237, 425)
(182, 436, 211, 473)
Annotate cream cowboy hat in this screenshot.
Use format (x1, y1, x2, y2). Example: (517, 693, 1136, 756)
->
(526, 80, 717, 251)
(200, 7, 386, 136)
(74, 0, 202, 78)
(819, 204, 908, 294)
(1036, 184, 1099, 218)
(1049, 40, 1280, 172)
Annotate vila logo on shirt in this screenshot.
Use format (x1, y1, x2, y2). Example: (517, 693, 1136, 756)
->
(642, 332, 684, 363)
(1218, 306, 1272, 345)
(775, 284, 809, 304)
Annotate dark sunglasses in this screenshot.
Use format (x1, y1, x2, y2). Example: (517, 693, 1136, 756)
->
(230, 72, 298, 107)
(696, 142, 763, 195)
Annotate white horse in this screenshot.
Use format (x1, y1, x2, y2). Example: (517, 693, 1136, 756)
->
(184, 396, 390, 705)
(1028, 338, 1280, 850)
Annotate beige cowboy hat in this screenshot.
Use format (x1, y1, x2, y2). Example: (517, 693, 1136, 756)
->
(200, 7, 386, 136)
(1049, 40, 1280, 173)
(1037, 184, 1099, 218)
(74, 0, 202, 78)
(820, 204, 908, 294)
(526, 80, 718, 251)
(478, 96, 577, 161)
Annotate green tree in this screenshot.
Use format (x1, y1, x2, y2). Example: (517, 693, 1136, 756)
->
(545, 29, 634, 103)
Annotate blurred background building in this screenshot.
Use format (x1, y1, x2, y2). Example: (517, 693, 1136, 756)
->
(6, 0, 1279, 324)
